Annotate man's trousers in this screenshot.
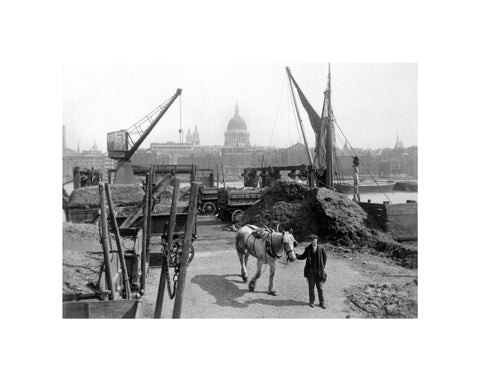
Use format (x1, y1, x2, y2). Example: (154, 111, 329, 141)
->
(307, 276, 324, 305)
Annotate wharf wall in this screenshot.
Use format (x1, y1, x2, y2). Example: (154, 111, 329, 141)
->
(359, 201, 417, 241)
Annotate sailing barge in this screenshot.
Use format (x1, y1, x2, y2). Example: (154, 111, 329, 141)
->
(285, 64, 417, 240)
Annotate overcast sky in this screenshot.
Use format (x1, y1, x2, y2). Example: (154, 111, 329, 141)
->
(63, 63, 417, 152)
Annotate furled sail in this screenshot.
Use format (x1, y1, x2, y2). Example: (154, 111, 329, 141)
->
(287, 71, 327, 172)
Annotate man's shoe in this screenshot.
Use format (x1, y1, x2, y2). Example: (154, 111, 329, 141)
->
(319, 303, 326, 309)
(309, 303, 315, 308)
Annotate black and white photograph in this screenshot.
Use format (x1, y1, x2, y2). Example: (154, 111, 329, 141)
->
(62, 63, 418, 319)
(5, 1, 479, 380)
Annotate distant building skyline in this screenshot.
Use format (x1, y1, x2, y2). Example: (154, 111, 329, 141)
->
(63, 125, 416, 154)
(63, 64, 417, 151)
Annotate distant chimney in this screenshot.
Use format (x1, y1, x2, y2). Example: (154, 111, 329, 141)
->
(63, 125, 66, 152)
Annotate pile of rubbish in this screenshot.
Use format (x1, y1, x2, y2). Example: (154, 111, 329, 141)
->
(375, 241, 418, 269)
(241, 180, 374, 244)
(68, 184, 145, 208)
(155, 185, 191, 202)
(63, 222, 102, 295)
(345, 281, 418, 318)
(240, 180, 417, 268)
(63, 222, 100, 241)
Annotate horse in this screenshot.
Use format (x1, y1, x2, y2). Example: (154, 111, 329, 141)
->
(235, 225, 297, 295)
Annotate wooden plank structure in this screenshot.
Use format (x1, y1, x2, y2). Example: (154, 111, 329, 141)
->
(119, 174, 174, 229)
(64, 168, 200, 318)
(172, 182, 200, 318)
(359, 200, 418, 241)
(154, 177, 181, 318)
(63, 300, 143, 319)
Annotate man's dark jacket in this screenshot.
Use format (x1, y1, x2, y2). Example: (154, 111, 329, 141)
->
(296, 244, 327, 280)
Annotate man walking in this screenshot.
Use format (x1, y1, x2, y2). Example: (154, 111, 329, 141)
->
(296, 234, 327, 308)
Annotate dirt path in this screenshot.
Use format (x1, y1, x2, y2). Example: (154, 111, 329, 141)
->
(141, 216, 417, 318)
(62, 217, 417, 318)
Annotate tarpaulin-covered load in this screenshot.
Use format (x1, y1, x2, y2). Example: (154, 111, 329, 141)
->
(68, 184, 145, 208)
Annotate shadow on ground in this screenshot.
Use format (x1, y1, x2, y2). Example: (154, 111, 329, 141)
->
(191, 274, 306, 308)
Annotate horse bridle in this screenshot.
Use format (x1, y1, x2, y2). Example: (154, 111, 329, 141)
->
(282, 234, 295, 259)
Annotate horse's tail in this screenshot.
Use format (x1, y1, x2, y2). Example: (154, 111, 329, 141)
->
(236, 231, 246, 256)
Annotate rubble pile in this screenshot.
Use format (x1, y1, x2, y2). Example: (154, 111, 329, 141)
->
(345, 282, 418, 318)
(240, 180, 417, 268)
(63, 222, 102, 295)
(312, 187, 374, 245)
(158, 185, 191, 202)
(63, 222, 99, 241)
(63, 249, 103, 295)
(68, 184, 145, 208)
(241, 180, 375, 243)
(241, 200, 303, 230)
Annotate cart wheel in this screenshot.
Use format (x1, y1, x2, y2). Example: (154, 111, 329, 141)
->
(202, 202, 216, 215)
(231, 209, 244, 224)
(169, 239, 195, 266)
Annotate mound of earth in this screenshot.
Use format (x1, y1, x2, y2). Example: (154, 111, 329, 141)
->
(240, 180, 417, 268)
(374, 240, 418, 269)
(68, 184, 145, 208)
(345, 282, 418, 318)
(156, 185, 191, 202)
(63, 222, 100, 241)
(241, 180, 374, 244)
(63, 222, 103, 296)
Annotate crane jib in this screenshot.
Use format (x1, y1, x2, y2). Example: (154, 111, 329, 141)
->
(107, 88, 182, 161)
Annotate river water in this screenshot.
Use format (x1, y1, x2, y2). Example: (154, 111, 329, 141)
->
(63, 181, 417, 205)
(220, 181, 418, 204)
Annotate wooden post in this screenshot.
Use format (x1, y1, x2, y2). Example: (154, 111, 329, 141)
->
(140, 172, 151, 295)
(172, 182, 200, 319)
(146, 167, 153, 267)
(222, 164, 226, 189)
(98, 183, 116, 300)
(105, 183, 132, 299)
(119, 174, 173, 229)
(154, 177, 181, 318)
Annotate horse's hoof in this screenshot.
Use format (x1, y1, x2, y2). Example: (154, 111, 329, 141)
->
(269, 290, 278, 296)
(242, 276, 248, 283)
(248, 283, 255, 292)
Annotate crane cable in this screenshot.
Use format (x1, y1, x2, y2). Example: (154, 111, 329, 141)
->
(261, 74, 287, 167)
(179, 93, 182, 143)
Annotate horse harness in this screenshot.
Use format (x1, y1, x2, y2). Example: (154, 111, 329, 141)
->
(247, 228, 281, 259)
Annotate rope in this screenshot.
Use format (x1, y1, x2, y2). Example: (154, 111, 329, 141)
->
(331, 111, 391, 203)
(334, 146, 344, 183)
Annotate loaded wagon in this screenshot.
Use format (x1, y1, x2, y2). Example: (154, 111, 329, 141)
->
(198, 186, 219, 215)
(217, 187, 264, 223)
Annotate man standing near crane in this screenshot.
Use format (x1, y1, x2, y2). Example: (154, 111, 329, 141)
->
(353, 156, 361, 202)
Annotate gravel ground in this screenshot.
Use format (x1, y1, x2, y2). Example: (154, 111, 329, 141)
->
(63, 216, 418, 318)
